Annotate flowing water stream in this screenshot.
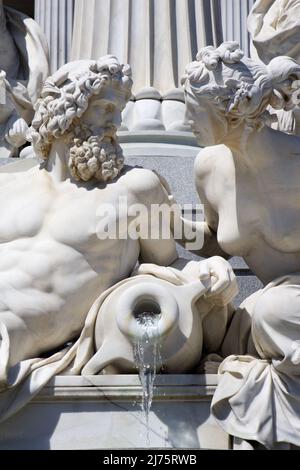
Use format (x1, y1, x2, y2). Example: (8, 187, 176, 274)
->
(133, 312, 162, 446)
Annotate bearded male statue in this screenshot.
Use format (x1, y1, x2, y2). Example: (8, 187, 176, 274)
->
(0, 55, 236, 421)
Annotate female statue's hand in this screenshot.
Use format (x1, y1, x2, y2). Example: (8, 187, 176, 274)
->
(199, 256, 238, 306)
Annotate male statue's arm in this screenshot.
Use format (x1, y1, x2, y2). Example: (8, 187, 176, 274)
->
(153, 169, 230, 260)
(176, 205, 230, 259)
(126, 169, 236, 305)
(125, 168, 178, 267)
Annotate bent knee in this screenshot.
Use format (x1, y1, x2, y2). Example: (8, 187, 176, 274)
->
(253, 284, 300, 331)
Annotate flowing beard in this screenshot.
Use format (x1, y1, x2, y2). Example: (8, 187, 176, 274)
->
(68, 131, 124, 183)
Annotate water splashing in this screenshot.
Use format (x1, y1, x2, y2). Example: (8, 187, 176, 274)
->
(133, 312, 162, 446)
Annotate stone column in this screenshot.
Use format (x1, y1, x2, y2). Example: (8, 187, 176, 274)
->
(34, 0, 74, 73)
(71, 0, 223, 133)
(72, 0, 223, 95)
(221, 0, 255, 57)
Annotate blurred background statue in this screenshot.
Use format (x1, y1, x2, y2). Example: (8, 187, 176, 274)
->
(0, 0, 49, 157)
(248, 0, 300, 134)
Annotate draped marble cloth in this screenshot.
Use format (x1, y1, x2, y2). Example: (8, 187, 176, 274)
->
(248, 0, 300, 134)
(3, 6, 50, 123)
(248, 0, 300, 64)
(71, 0, 223, 97)
(0, 262, 231, 423)
(212, 273, 300, 449)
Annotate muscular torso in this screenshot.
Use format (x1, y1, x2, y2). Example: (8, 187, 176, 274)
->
(0, 167, 141, 360)
(195, 131, 300, 284)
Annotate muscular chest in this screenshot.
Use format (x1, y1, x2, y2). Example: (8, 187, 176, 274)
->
(0, 172, 53, 242)
(0, 174, 139, 294)
(45, 182, 139, 281)
(46, 183, 132, 251)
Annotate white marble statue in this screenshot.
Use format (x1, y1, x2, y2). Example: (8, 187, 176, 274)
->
(248, 0, 300, 64)
(71, 0, 223, 132)
(0, 55, 237, 422)
(79, 261, 235, 376)
(248, 0, 300, 135)
(182, 41, 300, 449)
(0, 1, 49, 157)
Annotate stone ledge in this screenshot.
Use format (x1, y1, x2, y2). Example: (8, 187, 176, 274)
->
(0, 374, 230, 450)
(118, 131, 198, 147)
(37, 374, 218, 402)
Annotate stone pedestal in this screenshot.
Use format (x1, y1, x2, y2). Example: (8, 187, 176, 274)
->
(0, 375, 230, 450)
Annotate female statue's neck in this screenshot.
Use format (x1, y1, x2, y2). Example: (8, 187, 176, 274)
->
(222, 122, 271, 170)
(222, 121, 249, 152)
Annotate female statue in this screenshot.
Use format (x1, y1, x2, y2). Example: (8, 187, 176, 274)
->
(182, 41, 300, 448)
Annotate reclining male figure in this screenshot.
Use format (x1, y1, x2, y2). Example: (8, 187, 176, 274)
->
(0, 56, 235, 387)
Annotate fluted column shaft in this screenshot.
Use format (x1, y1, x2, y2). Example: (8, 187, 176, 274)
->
(221, 0, 255, 57)
(71, 0, 223, 96)
(35, 0, 74, 73)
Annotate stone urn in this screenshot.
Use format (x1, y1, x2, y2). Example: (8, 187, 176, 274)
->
(83, 275, 208, 375)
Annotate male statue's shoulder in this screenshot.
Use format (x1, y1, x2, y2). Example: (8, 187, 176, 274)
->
(120, 167, 162, 194)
